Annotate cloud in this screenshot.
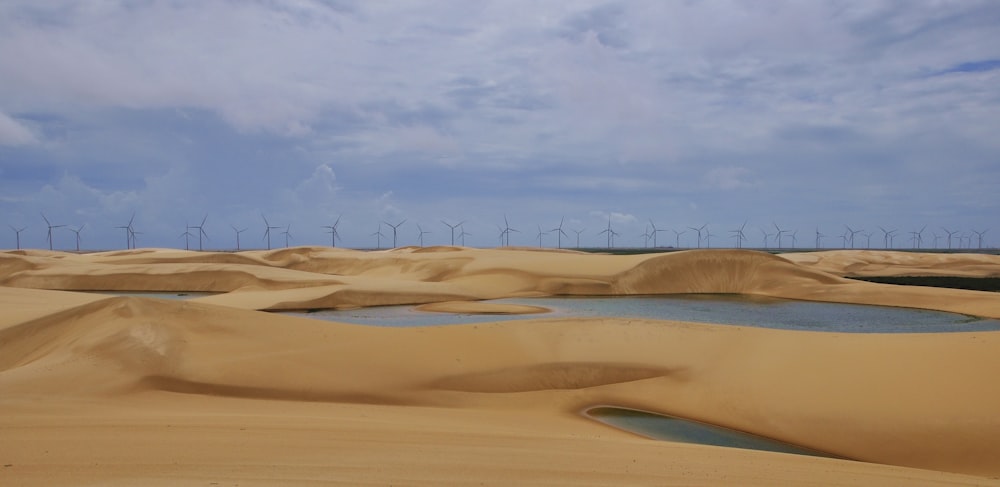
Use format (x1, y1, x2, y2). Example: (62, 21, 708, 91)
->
(706, 166, 755, 190)
(1, 1, 998, 249)
(0, 111, 37, 145)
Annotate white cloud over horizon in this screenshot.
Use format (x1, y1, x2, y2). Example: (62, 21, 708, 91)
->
(1, 0, 998, 250)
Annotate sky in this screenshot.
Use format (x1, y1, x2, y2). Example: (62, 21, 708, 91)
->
(1, 0, 999, 251)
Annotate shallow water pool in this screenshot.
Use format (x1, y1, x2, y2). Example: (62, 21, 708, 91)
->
(289, 294, 1000, 333)
(586, 406, 839, 458)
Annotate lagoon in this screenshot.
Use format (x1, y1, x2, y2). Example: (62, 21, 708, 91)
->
(586, 407, 839, 458)
(290, 294, 1000, 333)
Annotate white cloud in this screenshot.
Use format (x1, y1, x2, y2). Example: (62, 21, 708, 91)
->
(0, 111, 36, 145)
(706, 166, 755, 190)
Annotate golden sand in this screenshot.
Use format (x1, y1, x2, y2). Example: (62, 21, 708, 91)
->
(1, 247, 998, 485)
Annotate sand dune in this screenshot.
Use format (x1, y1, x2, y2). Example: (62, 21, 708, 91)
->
(783, 249, 1000, 277)
(1, 247, 999, 485)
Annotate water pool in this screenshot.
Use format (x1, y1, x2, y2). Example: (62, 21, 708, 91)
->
(289, 294, 1000, 333)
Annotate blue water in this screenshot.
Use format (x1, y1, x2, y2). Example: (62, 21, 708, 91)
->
(586, 407, 839, 458)
(289, 294, 1000, 333)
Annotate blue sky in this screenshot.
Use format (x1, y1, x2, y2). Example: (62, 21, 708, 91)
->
(1, 1, 998, 250)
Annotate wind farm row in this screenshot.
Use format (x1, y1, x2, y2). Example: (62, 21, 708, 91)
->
(5, 213, 993, 252)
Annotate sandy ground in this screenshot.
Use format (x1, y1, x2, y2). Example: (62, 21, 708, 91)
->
(1, 247, 999, 486)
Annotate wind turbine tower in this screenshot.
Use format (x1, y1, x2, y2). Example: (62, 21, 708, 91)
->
(261, 214, 282, 250)
(500, 215, 518, 246)
(282, 225, 293, 248)
(598, 216, 619, 248)
(232, 225, 247, 251)
(550, 217, 568, 249)
(116, 213, 136, 250)
(370, 224, 387, 249)
(41, 213, 66, 251)
(941, 227, 958, 249)
(573, 228, 585, 248)
(688, 224, 707, 248)
(322, 216, 342, 248)
(384, 219, 406, 248)
(417, 224, 431, 247)
(458, 225, 471, 247)
(845, 225, 863, 249)
(673, 228, 687, 248)
(9, 225, 27, 250)
(649, 220, 667, 248)
(192, 215, 209, 251)
(772, 223, 786, 248)
(441, 220, 465, 246)
(973, 229, 988, 249)
(535, 225, 548, 248)
(730, 221, 748, 249)
(180, 223, 194, 250)
(69, 225, 85, 251)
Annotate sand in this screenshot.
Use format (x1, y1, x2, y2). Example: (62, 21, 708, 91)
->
(1, 247, 999, 486)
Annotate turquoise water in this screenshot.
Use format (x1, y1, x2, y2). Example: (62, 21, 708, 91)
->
(586, 407, 839, 458)
(290, 294, 1000, 333)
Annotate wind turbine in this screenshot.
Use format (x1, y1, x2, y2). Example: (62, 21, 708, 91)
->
(535, 225, 548, 248)
(845, 225, 863, 249)
(129, 230, 143, 248)
(772, 223, 786, 249)
(115, 213, 136, 250)
(384, 219, 406, 248)
(730, 221, 748, 248)
(688, 224, 707, 248)
(973, 229, 989, 249)
(9, 225, 26, 250)
(232, 225, 247, 250)
(673, 228, 687, 248)
(648, 220, 666, 248)
(458, 225, 471, 247)
(41, 213, 65, 250)
(282, 225, 293, 248)
(416, 224, 431, 247)
(598, 216, 619, 248)
(573, 228, 585, 248)
(913, 225, 926, 249)
(878, 226, 896, 249)
(69, 224, 85, 251)
(704, 227, 716, 248)
(191, 214, 209, 251)
(322, 216, 342, 248)
(931, 232, 942, 248)
(759, 227, 772, 249)
(550, 217, 568, 249)
(815, 228, 825, 249)
(862, 231, 873, 249)
(262, 214, 282, 250)
(180, 223, 194, 250)
(787, 230, 798, 248)
(640, 225, 651, 248)
(941, 227, 958, 249)
(370, 224, 387, 249)
(500, 215, 518, 246)
(441, 220, 465, 246)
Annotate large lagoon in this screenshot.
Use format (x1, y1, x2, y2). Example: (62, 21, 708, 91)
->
(290, 294, 1000, 333)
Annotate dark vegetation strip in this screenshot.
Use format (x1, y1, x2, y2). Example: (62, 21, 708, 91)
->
(849, 276, 1000, 292)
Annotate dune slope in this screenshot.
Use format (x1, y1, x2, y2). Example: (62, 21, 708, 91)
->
(1, 247, 999, 485)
